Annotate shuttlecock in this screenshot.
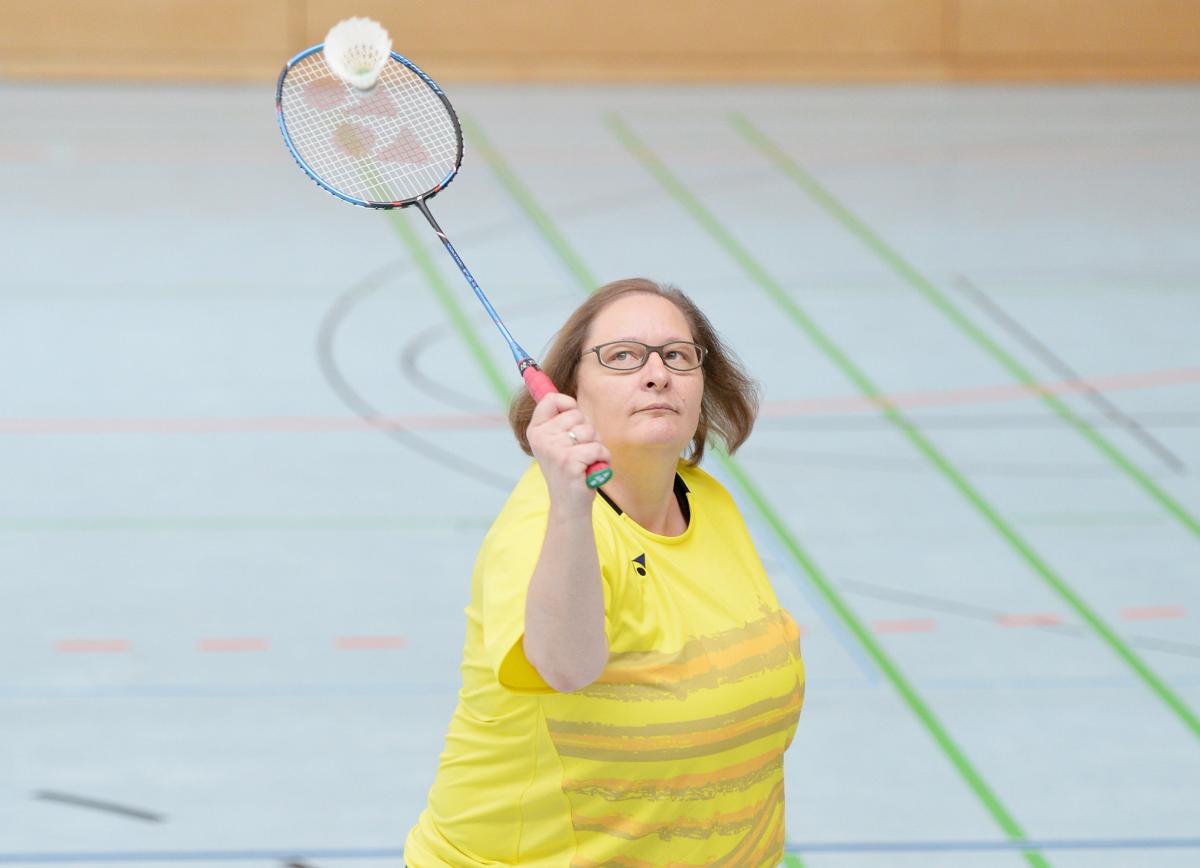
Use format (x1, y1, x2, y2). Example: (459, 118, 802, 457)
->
(323, 17, 391, 90)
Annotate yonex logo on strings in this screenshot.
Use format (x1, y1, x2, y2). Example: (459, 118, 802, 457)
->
(301, 81, 433, 166)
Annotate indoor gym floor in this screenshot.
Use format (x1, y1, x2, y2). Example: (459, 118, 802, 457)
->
(2, 80, 1199, 866)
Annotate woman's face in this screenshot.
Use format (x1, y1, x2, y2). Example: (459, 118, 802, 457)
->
(575, 293, 704, 458)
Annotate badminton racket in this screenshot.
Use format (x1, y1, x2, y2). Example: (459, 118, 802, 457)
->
(275, 19, 612, 489)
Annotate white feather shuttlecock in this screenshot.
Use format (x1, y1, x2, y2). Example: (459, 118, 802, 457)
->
(323, 17, 392, 90)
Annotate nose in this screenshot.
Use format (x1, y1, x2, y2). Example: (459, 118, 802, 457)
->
(641, 349, 671, 389)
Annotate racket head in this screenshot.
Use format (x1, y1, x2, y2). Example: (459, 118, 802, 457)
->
(276, 45, 463, 209)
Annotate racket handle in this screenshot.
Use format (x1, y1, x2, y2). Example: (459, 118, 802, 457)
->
(521, 365, 612, 489)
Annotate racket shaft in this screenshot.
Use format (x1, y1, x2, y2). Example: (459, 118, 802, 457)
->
(415, 200, 611, 489)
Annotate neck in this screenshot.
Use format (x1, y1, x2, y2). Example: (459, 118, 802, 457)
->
(602, 449, 685, 536)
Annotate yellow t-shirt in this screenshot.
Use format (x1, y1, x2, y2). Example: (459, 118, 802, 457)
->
(404, 460, 805, 867)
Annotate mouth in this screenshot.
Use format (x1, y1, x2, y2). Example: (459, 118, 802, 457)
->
(636, 404, 677, 414)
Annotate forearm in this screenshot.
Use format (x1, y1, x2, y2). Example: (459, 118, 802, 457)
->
(523, 506, 608, 692)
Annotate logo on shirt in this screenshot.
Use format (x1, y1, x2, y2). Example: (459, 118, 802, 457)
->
(632, 553, 647, 577)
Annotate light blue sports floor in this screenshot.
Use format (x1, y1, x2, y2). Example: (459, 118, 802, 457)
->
(2, 80, 1199, 867)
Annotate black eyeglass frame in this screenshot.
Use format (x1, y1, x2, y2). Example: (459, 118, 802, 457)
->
(583, 340, 708, 372)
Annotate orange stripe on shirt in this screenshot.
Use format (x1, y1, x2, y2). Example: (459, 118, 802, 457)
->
(561, 744, 785, 801)
(570, 791, 767, 841)
(600, 610, 800, 682)
(550, 692, 803, 761)
(709, 780, 786, 867)
(580, 612, 802, 701)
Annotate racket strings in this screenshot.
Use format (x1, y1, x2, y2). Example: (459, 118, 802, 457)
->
(280, 53, 460, 204)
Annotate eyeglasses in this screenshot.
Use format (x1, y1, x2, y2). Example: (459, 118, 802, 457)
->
(584, 340, 707, 372)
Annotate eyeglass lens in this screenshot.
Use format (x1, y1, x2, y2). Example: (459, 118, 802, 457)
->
(596, 341, 703, 371)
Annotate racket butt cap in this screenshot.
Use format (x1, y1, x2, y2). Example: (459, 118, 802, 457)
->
(586, 464, 612, 489)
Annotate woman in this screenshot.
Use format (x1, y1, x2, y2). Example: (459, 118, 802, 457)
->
(404, 278, 805, 866)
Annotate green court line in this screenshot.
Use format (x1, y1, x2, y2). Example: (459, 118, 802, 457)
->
(716, 452, 1048, 867)
(729, 113, 1200, 541)
(782, 853, 806, 867)
(385, 206, 512, 403)
(460, 115, 597, 290)
(462, 113, 1049, 868)
(605, 112, 1200, 747)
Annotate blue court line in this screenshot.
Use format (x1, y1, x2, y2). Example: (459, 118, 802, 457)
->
(4, 838, 1198, 862)
(9, 671, 1200, 701)
(787, 837, 1200, 853)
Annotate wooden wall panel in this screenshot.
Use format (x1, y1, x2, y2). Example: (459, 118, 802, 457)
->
(0, 0, 302, 80)
(0, 0, 1198, 82)
(302, 0, 946, 80)
(303, 0, 944, 55)
(956, 0, 1200, 57)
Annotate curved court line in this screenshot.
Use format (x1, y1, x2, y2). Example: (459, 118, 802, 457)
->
(313, 258, 514, 492)
(607, 111, 1200, 745)
(729, 113, 1200, 540)
(458, 114, 1049, 868)
(400, 317, 502, 414)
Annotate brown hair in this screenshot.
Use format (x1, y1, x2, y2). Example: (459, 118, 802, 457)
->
(508, 278, 759, 465)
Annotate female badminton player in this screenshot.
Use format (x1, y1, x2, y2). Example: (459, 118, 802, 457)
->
(404, 278, 806, 866)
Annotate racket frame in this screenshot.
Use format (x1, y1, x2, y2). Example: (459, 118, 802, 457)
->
(275, 46, 613, 489)
(275, 45, 463, 210)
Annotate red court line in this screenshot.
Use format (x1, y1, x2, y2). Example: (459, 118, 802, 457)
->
(55, 639, 131, 653)
(1122, 605, 1186, 621)
(0, 413, 504, 434)
(198, 637, 270, 653)
(873, 619, 937, 634)
(760, 366, 1200, 417)
(996, 612, 1063, 627)
(336, 635, 409, 650)
(2, 366, 1196, 434)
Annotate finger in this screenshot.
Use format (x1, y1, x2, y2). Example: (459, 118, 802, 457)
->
(574, 443, 610, 467)
(529, 392, 577, 425)
(568, 423, 596, 444)
(528, 412, 586, 454)
(534, 409, 585, 438)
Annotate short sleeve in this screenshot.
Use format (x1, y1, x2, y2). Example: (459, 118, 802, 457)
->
(478, 478, 617, 693)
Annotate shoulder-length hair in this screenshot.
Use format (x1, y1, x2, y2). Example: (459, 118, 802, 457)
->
(508, 278, 759, 465)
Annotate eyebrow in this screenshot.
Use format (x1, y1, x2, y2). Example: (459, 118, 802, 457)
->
(611, 336, 692, 343)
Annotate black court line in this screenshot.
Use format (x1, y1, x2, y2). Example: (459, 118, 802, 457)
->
(731, 113, 1200, 540)
(608, 110, 1200, 747)
(33, 790, 164, 823)
(315, 259, 513, 492)
(462, 113, 1048, 867)
(951, 273, 1186, 474)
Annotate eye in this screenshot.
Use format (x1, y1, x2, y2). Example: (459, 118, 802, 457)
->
(613, 351, 630, 360)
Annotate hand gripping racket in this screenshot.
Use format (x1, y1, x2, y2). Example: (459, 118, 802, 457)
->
(274, 26, 611, 489)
